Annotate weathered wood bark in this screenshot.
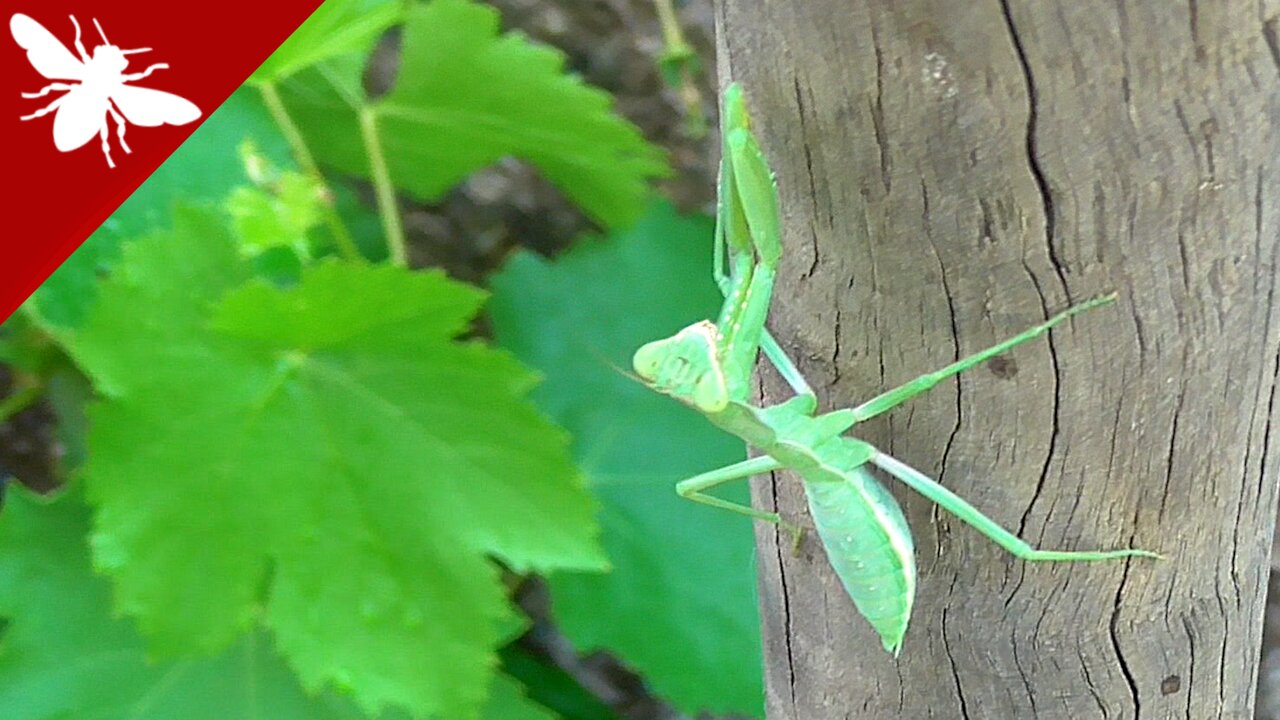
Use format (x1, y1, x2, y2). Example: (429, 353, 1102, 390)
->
(719, 1, 1280, 717)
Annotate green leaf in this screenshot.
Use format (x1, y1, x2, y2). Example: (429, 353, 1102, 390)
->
(21, 85, 382, 334)
(66, 206, 605, 719)
(0, 312, 54, 374)
(227, 144, 328, 257)
(0, 488, 552, 720)
(279, 0, 667, 228)
(0, 487, 380, 720)
(251, 0, 402, 84)
(482, 674, 558, 720)
(489, 201, 763, 716)
(23, 89, 292, 335)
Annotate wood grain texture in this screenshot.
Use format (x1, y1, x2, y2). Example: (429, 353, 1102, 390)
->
(717, 1, 1280, 717)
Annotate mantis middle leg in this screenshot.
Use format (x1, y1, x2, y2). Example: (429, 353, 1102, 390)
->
(677, 455, 804, 541)
(871, 452, 1159, 561)
(849, 294, 1117, 424)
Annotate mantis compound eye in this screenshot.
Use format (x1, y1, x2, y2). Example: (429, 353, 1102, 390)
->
(691, 371, 729, 413)
(631, 340, 666, 383)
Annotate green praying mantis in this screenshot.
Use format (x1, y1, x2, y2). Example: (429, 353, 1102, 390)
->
(632, 83, 1160, 655)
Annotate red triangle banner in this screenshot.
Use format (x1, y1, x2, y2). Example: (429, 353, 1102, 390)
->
(1, 0, 325, 322)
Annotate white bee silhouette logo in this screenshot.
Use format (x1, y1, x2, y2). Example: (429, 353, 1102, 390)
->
(11, 13, 201, 168)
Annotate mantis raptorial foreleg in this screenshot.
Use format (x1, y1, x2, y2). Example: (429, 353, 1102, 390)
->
(713, 176, 816, 405)
(848, 293, 1117, 424)
(871, 453, 1160, 561)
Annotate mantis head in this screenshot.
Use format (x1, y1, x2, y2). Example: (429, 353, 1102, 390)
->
(632, 321, 730, 413)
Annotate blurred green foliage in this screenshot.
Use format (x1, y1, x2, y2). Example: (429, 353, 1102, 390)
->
(490, 204, 762, 716)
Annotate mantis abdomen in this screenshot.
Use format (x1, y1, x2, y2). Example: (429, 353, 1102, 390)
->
(802, 463, 916, 654)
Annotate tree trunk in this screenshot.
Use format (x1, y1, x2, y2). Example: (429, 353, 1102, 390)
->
(720, 1, 1280, 717)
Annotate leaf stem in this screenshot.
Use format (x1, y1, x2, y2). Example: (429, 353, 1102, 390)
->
(256, 81, 364, 263)
(652, 0, 707, 137)
(358, 106, 407, 267)
(653, 0, 688, 60)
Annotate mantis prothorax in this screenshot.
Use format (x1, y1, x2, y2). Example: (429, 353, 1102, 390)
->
(632, 83, 1159, 655)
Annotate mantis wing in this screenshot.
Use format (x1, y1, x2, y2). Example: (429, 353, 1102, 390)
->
(111, 85, 201, 127)
(10, 14, 84, 81)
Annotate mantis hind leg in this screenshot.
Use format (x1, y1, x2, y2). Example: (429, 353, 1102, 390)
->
(677, 455, 804, 545)
(871, 452, 1160, 561)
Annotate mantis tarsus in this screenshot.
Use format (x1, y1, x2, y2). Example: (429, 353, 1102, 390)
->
(632, 83, 1160, 655)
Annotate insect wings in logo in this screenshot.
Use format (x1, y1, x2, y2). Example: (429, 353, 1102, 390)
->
(10, 13, 201, 168)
